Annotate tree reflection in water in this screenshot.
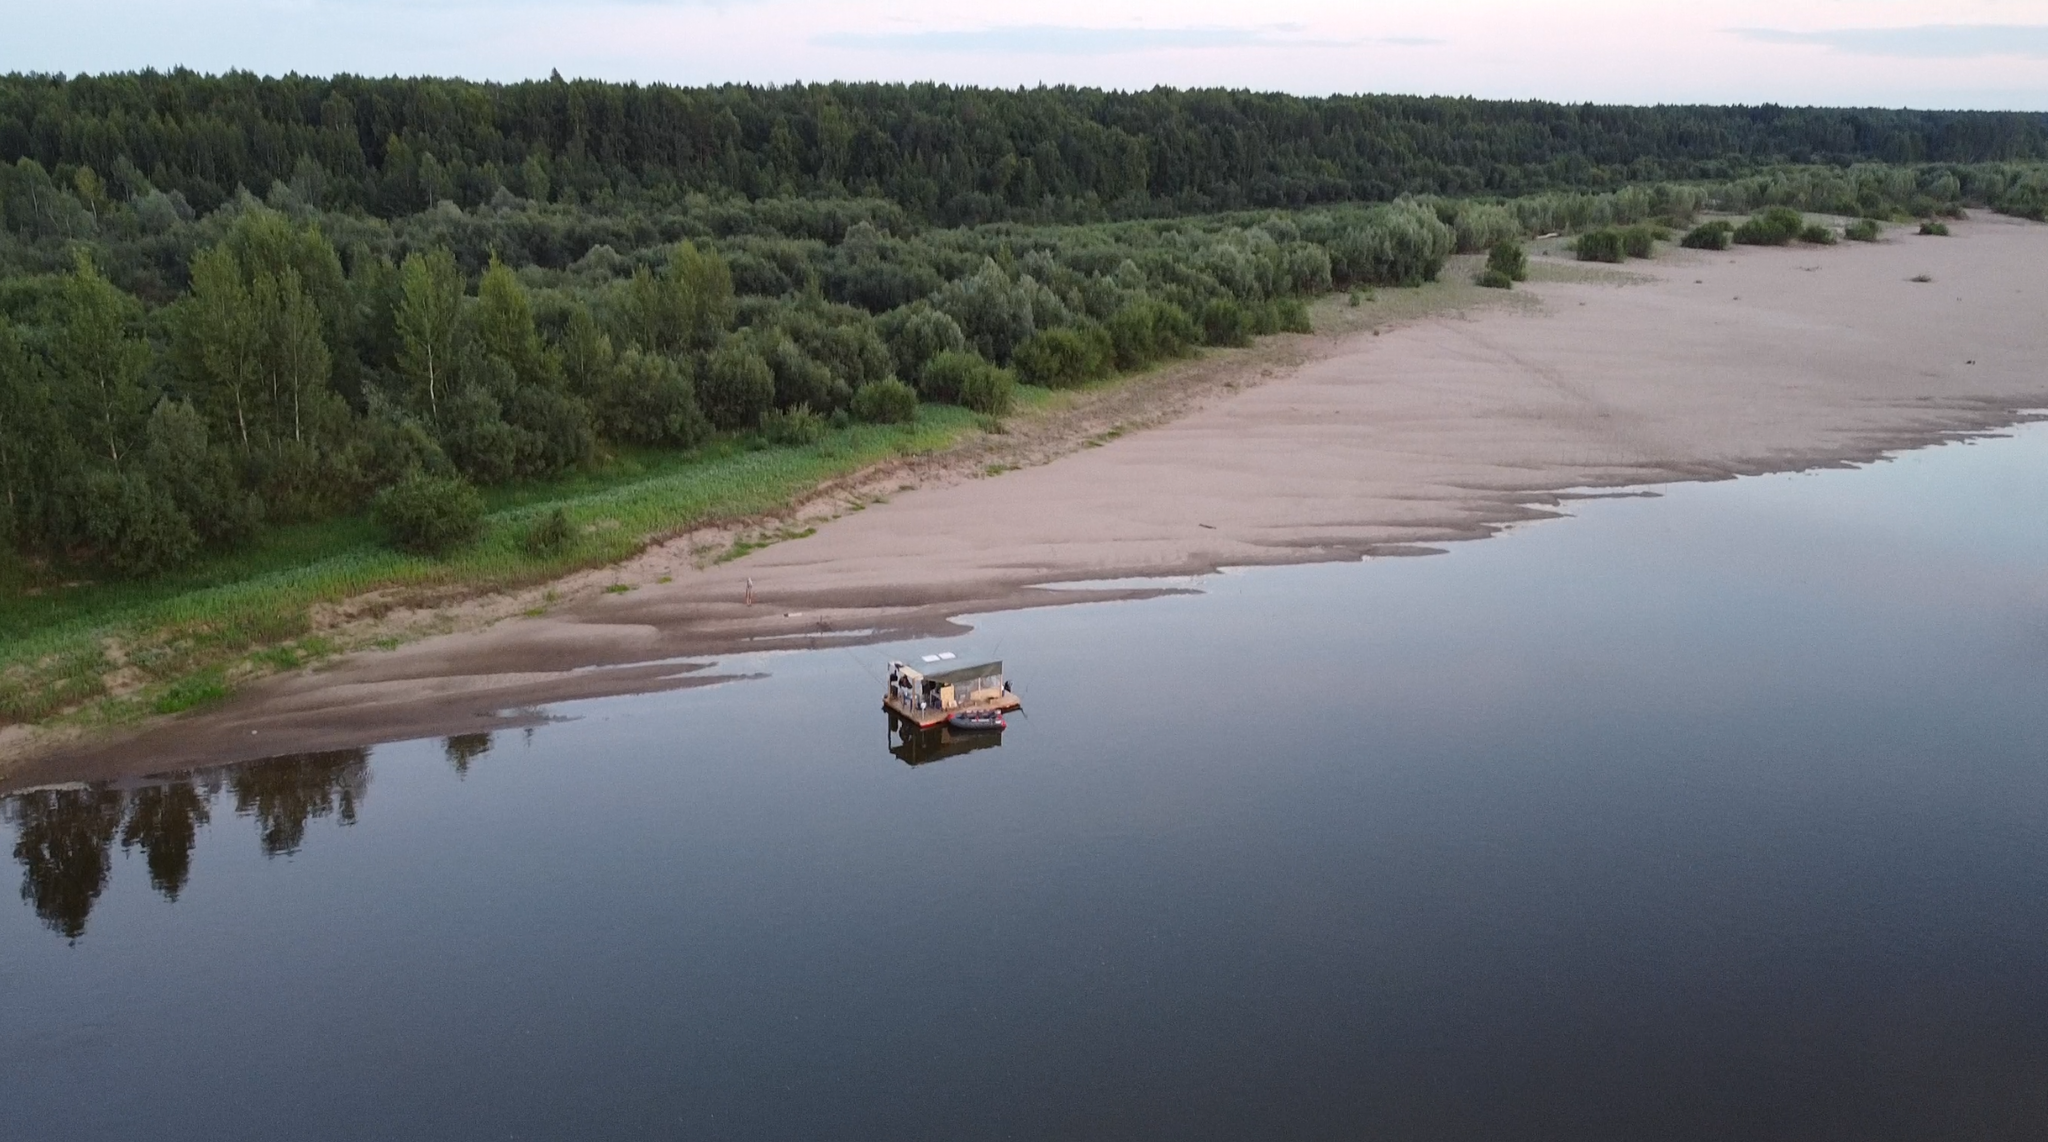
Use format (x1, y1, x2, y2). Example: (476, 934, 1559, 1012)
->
(229, 749, 370, 857)
(3, 743, 391, 940)
(5, 787, 125, 941)
(443, 733, 493, 776)
(120, 780, 213, 900)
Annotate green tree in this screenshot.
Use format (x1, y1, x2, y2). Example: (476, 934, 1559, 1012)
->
(181, 253, 337, 458)
(698, 343, 774, 430)
(622, 241, 734, 354)
(474, 256, 553, 388)
(0, 320, 57, 538)
(182, 244, 265, 448)
(267, 269, 331, 446)
(598, 349, 707, 447)
(52, 253, 152, 468)
(142, 399, 258, 547)
(556, 303, 616, 401)
(396, 248, 464, 420)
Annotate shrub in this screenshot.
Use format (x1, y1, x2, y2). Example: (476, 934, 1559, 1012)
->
(1104, 300, 1196, 371)
(1326, 202, 1454, 286)
(1475, 268, 1514, 289)
(1919, 220, 1951, 236)
(1014, 327, 1110, 389)
(1574, 229, 1625, 263)
(878, 305, 966, 390)
(698, 343, 776, 430)
(757, 332, 835, 411)
(931, 259, 1058, 364)
(1680, 221, 1734, 250)
(376, 474, 485, 557)
(918, 349, 981, 404)
(80, 470, 200, 577)
(1199, 297, 1253, 347)
(1734, 206, 1805, 246)
(759, 403, 826, 446)
(1800, 224, 1837, 245)
(921, 349, 1016, 413)
(523, 508, 574, 557)
(849, 377, 919, 424)
(1620, 224, 1657, 258)
(957, 364, 1016, 416)
(600, 349, 709, 447)
(1486, 239, 1528, 281)
(1452, 203, 1522, 254)
(1844, 218, 1882, 242)
(1267, 297, 1314, 333)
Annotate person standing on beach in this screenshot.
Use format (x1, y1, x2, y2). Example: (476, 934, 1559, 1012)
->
(744, 578, 755, 606)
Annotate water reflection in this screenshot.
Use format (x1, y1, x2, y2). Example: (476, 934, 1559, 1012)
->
(229, 749, 370, 857)
(5, 786, 125, 941)
(119, 780, 213, 900)
(3, 745, 381, 940)
(887, 714, 1005, 767)
(443, 733, 493, 776)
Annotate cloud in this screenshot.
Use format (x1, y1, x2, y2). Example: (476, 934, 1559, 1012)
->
(814, 24, 1359, 55)
(1732, 24, 2048, 59)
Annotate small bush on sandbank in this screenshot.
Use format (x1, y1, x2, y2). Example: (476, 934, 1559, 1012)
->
(1681, 221, 1735, 250)
(1844, 219, 1882, 242)
(1487, 239, 1528, 281)
(1575, 229, 1625, 263)
(1733, 206, 1805, 246)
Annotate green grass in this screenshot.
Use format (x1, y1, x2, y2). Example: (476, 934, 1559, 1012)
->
(151, 669, 230, 715)
(1, 407, 983, 727)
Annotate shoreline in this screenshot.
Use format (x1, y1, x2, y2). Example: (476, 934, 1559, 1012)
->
(9, 217, 2048, 789)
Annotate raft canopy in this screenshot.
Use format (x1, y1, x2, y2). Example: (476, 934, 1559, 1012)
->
(921, 661, 1002, 688)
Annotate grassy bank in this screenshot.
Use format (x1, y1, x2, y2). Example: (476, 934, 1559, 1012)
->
(2, 405, 987, 728)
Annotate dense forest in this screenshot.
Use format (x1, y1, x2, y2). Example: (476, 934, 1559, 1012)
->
(3, 72, 2048, 588)
(7, 73, 2048, 223)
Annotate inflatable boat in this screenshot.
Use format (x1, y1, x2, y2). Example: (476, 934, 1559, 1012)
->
(947, 709, 1007, 732)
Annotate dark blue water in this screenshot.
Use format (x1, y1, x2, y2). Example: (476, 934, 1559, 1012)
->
(7, 425, 2048, 1141)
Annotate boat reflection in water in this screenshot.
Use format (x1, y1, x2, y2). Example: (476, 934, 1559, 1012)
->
(887, 713, 1005, 767)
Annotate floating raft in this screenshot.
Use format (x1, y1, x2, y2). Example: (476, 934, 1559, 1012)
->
(884, 658, 1021, 729)
(883, 692, 1021, 730)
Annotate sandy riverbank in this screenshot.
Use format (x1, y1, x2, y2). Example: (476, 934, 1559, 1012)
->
(10, 215, 2048, 786)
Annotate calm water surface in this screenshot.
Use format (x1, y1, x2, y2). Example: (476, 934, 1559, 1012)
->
(6, 426, 2048, 1140)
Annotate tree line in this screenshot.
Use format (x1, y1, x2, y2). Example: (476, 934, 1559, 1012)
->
(5, 144, 2042, 580)
(7, 72, 2048, 227)
(0, 188, 1418, 576)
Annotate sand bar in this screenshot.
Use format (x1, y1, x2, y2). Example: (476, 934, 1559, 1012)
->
(10, 215, 2047, 786)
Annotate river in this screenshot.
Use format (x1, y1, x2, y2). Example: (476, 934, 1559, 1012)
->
(6, 423, 2048, 1140)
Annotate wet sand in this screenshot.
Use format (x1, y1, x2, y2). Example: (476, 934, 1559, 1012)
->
(10, 215, 2048, 786)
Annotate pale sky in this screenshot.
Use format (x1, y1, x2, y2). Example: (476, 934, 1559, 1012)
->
(10, 0, 2048, 109)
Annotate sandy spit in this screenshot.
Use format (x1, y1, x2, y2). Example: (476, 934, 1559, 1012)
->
(9, 215, 2047, 787)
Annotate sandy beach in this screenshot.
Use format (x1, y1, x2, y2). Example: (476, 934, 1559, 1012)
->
(10, 214, 2047, 787)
